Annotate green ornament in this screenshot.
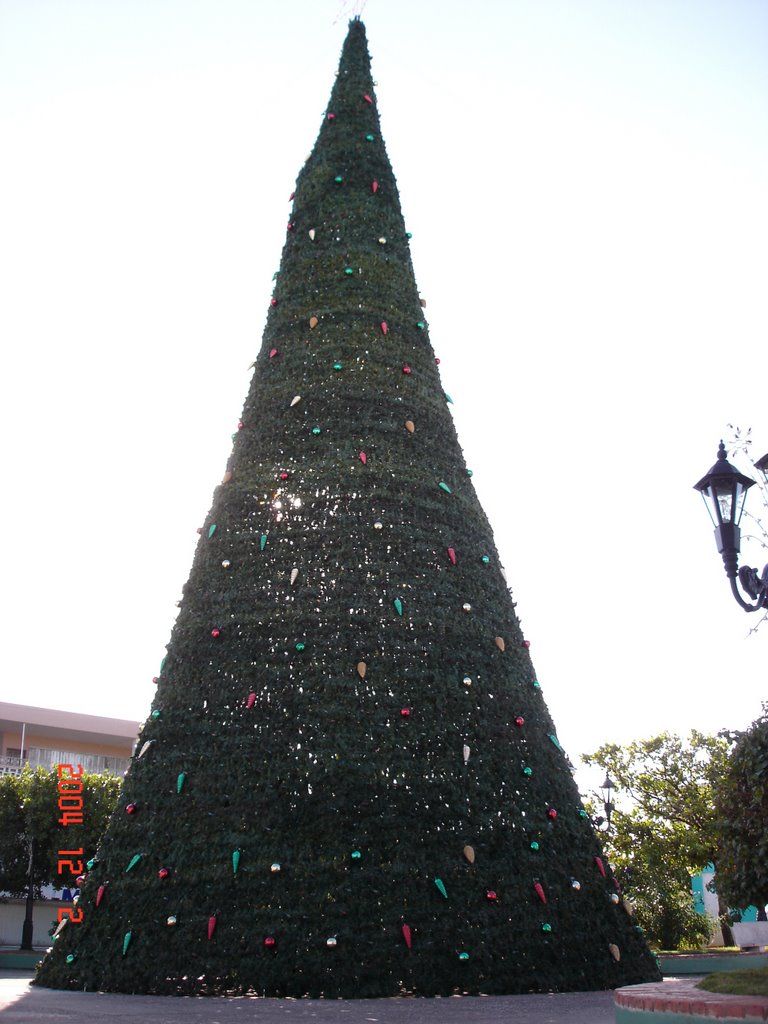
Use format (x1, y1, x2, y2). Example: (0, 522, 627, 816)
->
(351, 850, 361, 860)
(458, 951, 470, 960)
(334, 175, 343, 183)
(151, 709, 161, 719)
(481, 555, 490, 564)
(260, 534, 267, 551)
(541, 923, 552, 933)
(125, 854, 142, 872)
(365, 133, 374, 141)
(416, 321, 425, 329)
(549, 734, 562, 750)
(530, 841, 540, 850)
(406, 231, 413, 239)
(122, 931, 132, 956)
(466, 469, 473, 476)
(66, 953, 76, 964)
(312, 426, 321, 435)
(344, 267, 354, 276)
(159, 656, 167, 673)
(434, 878, 448, 899)
(438, 482, 452, 494)
(295, 642, 305, 651)
(86, 858, 96, 870)
(393, 598, 403, 616)
(177, 772, 186, 794)
(208, 524, 217, 538)
(533, 679, 541, 689)
(445, 393, 454, 404)
(333, 362, 343, 371)
(523, 767, 533, 777)
(578, 809, 588, 819)
(232, 850, 241, 875)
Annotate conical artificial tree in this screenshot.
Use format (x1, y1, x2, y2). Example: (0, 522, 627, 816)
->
(36, 20, 660, 997)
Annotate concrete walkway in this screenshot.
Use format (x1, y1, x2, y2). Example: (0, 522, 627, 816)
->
(0, 970, 616, 1023)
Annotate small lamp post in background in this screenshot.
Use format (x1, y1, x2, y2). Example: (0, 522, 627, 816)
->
(693, 441, 768, 612)
(600, 773, 616, 830)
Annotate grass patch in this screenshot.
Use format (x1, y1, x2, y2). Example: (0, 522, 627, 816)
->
(697, 966, 768, 996)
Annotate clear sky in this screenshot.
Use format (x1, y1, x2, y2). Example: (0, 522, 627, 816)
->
(1, 0, 766, 790)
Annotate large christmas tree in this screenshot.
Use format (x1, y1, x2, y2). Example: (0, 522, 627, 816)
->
(36, 20, 660, 997)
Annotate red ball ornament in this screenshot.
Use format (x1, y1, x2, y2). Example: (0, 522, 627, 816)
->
(125, 803, 137, 815)
(196, 527, 203, 535)
(514, 716, 525, 727)
(327, 112, 335, 120)
(547, 808, 558, 820)
(279, 471, 289, 480)
(158, 867, 170, 880)
(286, 222, 294, 231)
(522, 640, 531, 648)
(211, 628, 221, 638)
(264, 936, 276, 948)
(237, 420, 244, 430)
(270, 297, 278, 306)
(152, 676, 159, 684)
(435, 357, 440, 364)
(269, 348, 278, 358)
(402, 365, 411, 375)
(400, 708, 411, 717)
(486, 890, 498, 902)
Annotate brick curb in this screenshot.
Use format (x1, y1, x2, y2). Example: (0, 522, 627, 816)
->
(615, 978, 768, 1020)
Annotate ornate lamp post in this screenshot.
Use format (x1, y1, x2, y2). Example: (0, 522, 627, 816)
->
(693, 441, 768, 612)
(600, 773, 616, 829)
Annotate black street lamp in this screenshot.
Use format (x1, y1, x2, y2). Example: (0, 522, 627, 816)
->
(694, 441, 768, 612)
(600, 773, 615, 829)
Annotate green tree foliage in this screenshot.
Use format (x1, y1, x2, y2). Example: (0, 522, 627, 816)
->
(713, 709, 768, 914)
(35, 20, 659, 997)
(583, 732, 730, 949)
(0, 768, 121, 894)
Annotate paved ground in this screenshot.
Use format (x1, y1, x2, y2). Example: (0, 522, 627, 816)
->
(0, 970, 617, 1023)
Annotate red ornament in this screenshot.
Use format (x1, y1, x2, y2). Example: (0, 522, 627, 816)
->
(237, 420, 244, 430)
(359, 451, 367, 465)
(264, 935, 276, 948)
(522, 640, 531, 648)
(211, 628, 221, 638)
(372, 179, 379, 193)
(288, 191, 295, 200)
(158, 867, 170, 880)
(207, 914, 217, 940)
(400, 708, 411, 717)
(402, 365, 411, 375)
(435, 357, 440, 364)
(363, 93, 373, 104)
(547, 808, 558, 820)
(447, 546, 457, 565)
(486, 890, 498, 902)
(125, 803, 137, 815)
(401, 923, 412, 949)
(595, 856, 606, 878)
(196, 527, 203, 534)
(286, 222, 294, 231)
(514, 716, 525, 727)
(534, 881, 547, 904)
(76, 874, 85, 886)
(269, 348, 278, 358)
(380, 320, 388, 335)
(327, 112, 335, 121)
(95, 884, 106, 907)
(152, 676, 159, 684)
(246, 692, 256, 709)
(270, 297, 278, 306)
(279, 471, 289, 480)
